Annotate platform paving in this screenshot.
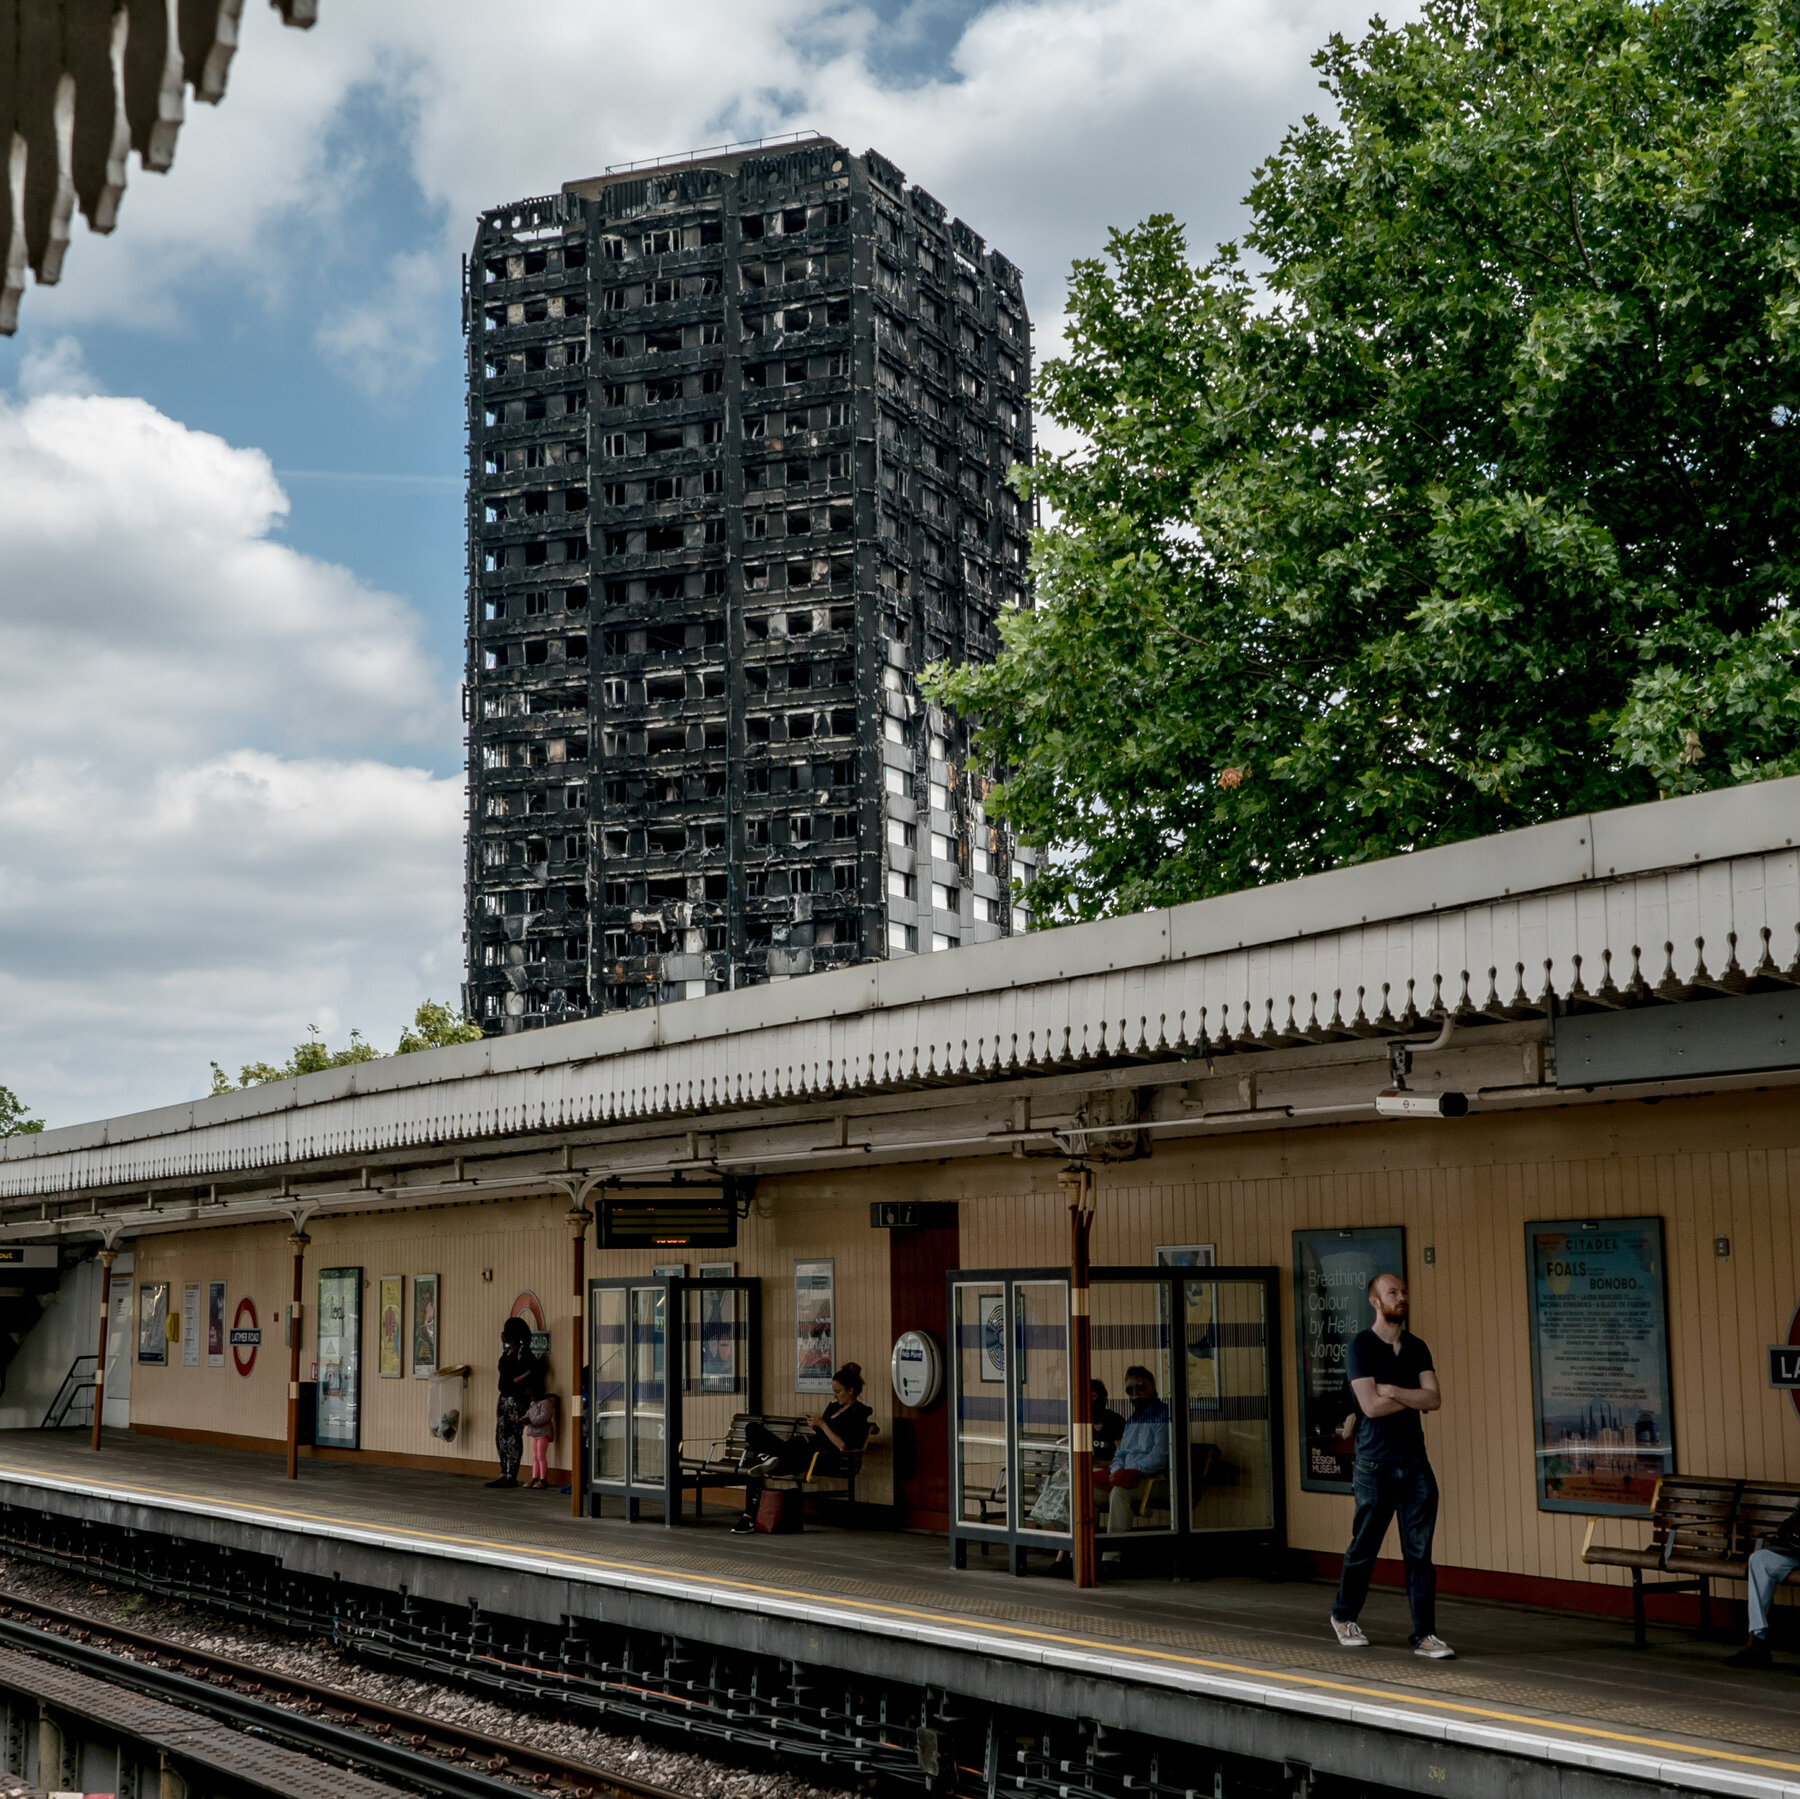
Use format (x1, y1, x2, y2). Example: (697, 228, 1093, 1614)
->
(0, 1430, 1794, 1796)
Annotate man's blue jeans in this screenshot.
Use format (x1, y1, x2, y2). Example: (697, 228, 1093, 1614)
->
(1747, 1546, 1800, 1637)
(1332, 1458, 1440, 1644)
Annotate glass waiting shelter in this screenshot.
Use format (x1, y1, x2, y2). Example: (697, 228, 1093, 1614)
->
(948, 1266, 1284, 1575)
(588, 1273, 761, 1521)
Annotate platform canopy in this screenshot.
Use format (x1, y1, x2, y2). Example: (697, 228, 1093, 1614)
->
(3, 777, 1798, 1243)
(2, 0, 317, 334)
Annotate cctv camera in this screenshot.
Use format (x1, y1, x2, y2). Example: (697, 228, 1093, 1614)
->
(1375, 1088, 1469, 1120)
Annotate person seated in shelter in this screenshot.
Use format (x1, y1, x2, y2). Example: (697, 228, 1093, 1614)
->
(1726, 1501, 1800, 1669)
(730, 1363, 873, 1534)
(1094, 1364, 1170, 1536)
(1091, 1379, 1127, 1467)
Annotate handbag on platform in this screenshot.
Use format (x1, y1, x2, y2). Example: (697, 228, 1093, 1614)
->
(754, 1487, 803, 1534)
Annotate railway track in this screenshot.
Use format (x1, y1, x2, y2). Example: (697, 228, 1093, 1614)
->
(0, 1585, 686, 1799)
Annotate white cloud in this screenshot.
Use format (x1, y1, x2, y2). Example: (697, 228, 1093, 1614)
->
(17, 335, 103, 398)
(25, 0, 1403, 355)
(315, 249, 446, 397)
(0, 392, 464, 1125)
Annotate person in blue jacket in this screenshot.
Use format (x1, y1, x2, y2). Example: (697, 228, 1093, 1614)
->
(1094, 1364, 1169, 1535)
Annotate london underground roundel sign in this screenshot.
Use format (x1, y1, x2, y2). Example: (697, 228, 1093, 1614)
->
(231, 1298, 261, 1377)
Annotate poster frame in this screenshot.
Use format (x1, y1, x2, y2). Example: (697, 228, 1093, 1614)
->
(411, 1274, 439, 1378)
(137, 1282, 168, 1365)
(978, 1292, 1007, 1382)
(1292, 1226, 1406, 1494)
(181, 1281, 201, 1367)
(206, 1280, 226, 1367)
(315, 1266, 362, 1450)
(1525, 1216, 1674, 1516)
(793, 1258, 835, 1395)
(377, 1275, 404, 1378)
(697, 1261, 738, 1394)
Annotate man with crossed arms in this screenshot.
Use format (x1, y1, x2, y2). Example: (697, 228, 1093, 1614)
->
(1330, 1272, 1455, 1659)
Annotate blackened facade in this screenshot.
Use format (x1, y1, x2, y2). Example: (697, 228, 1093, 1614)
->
(465, 137, 1034, 1030)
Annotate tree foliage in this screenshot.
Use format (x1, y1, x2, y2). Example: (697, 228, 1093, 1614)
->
(930, 0, 1800, 921)
(210, 1001, 484, 1095)
(0, 1086, 43, 1138)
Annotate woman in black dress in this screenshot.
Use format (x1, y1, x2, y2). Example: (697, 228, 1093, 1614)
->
(487, 1316, 545, 1489)
(730, 1362, 872, 1533)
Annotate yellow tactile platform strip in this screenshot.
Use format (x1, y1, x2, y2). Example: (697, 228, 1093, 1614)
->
(2, 1455, 1797, 1782)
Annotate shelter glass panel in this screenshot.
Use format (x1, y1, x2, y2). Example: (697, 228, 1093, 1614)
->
(953, 1281, 1007, 1528)
(1090, 1278, 1174, 1539)
(592, 1285, 628, 1484)
(630, 1284, 666, 1485)
(1012, 1279, 1070, 1536)
(1186, 1276, 1275, 1532)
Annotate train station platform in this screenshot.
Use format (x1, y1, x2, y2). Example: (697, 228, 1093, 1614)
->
(0, 1433, 1792, 1799)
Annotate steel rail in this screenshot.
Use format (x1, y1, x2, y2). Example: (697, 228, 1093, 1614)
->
(0, 1587, 683, 1799)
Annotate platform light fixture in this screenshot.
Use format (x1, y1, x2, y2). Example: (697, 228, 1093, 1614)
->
(1374, 1088, 1469, 1119)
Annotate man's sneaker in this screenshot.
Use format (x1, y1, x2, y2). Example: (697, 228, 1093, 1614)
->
(1330, 1616, 1369, 1648)
(1726, 1637, 1772, 1669)
(1413, 1635, 1456, 1660)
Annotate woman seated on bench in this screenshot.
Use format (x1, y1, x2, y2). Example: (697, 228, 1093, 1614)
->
(730, 1363, 872, 1535)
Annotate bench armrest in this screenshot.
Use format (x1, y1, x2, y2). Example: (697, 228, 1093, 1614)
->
(1581, 1512, 1652, 1565)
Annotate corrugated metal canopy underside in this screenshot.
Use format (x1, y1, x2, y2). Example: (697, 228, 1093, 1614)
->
(3, 780, 1797, 1207)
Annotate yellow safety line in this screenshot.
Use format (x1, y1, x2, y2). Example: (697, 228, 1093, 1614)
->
(5, 1462, 1799, 1781)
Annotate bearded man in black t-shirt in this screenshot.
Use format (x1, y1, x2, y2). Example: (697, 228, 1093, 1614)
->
(1329, 1273, 1455, 1659)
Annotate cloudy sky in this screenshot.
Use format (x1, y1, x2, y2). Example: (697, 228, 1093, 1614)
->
(0, 0, 1393, 1128)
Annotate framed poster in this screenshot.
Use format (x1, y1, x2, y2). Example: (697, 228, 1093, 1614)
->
(979, 1292, 1007, 1382)
(137, 1282, 168, 1365)
(794, 1258, 835, 1394)
(206, 1281, 226, 1367)
(1526, 1218, 1673, 1514)
(315, 1267, 362, 1450)
(1293, 1226, 1405, 1493)
(698, 1262, 737, 1394)
(411, 1275, 439, 1378)
(377, 1276, 403, 1378)
(1156, 1244, 1216, 1266)
(181, 1282, 201, 1367)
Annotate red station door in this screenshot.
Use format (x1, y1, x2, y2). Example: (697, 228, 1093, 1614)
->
(887, 1206, 960, 1531)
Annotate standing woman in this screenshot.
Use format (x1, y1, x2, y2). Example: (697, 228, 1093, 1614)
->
(487, 1316, 544, 1490)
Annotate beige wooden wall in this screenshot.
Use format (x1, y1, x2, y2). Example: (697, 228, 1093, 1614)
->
(133, 1185, 897, 1500)
(128, 1085, 1800, 1575)
(945, 1087, 1800, 1595)
(134, 1195, 575, 1470)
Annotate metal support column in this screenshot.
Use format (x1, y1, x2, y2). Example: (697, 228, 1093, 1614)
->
(285, 1229, 310, 1480)
(90, 1246, 117, 1451)
(1063, 1164, 1097, 1589)
(567, 1206, 590, 1518)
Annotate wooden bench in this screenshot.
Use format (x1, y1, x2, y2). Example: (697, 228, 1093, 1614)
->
(678, 1412, 878, 1520)
(1582, 1475, 1800, 1644)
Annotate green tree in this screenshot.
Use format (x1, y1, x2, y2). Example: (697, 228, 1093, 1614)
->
(395, 1000, 486, 1055)
(209, 1002, 480, 1094)
(931, 0, 1800, 921)
(0, 1086, 44, 1137)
